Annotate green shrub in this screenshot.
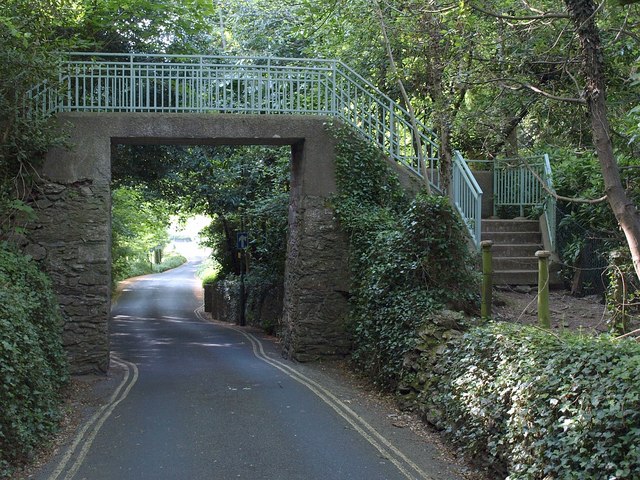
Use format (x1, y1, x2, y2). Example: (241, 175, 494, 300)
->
(0, 243, 68, 476)
(331, 124, 479, 389)
(423, 322, 640, 479)
(199, 258, 222, 286)
(152, 254, 187, 273)
(201, 271, 220, 286)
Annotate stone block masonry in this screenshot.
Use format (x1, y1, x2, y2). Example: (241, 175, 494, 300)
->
(282, 195, 351, 361)
(23, 179, 111, 374)
(32, 112, 352, 373)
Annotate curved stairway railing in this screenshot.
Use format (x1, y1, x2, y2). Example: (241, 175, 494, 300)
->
(452, 152, 557, 252)
(29, 52, 442, 191)
(452, 151, 483, 247)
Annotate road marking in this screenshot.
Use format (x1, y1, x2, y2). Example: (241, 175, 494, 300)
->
(194, 306, 434, 480)
(48, 356, 139, 480)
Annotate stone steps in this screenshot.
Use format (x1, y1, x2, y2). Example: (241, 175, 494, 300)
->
(482, 218, 539, 233)
(493, 269, 539, 285)
(482, 219, 543, 285)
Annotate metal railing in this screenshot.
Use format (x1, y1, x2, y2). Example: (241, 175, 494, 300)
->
(452, 151, 483, 248)
(33, 52, 441, 190)
(542, 154, 557, 252)
(493, 154, 556, 251)
(494, 156, 546, 216)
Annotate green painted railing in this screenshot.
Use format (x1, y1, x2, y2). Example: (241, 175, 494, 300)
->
(493, 154, 556, 251)
(452, 151, 483, 247)
(27, 52, 499, 248)
(29, 52, 442, 191)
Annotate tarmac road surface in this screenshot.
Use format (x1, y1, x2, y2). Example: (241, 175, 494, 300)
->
(37, 261, 471, 480)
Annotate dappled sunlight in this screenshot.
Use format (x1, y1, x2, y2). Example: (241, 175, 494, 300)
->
(160, 315, 193, 323)
(187, 342, 237, 348)
(112, 315, 159, 323)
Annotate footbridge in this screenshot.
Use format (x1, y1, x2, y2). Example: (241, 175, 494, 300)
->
(27, 53, 484, 373)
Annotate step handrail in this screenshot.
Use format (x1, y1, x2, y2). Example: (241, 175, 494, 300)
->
(452, 151, 483, 248)
(492, 154, 556, 252)
(542, 153, 557, 252)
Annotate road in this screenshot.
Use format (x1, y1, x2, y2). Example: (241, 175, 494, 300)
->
(39, 261, 470, 480)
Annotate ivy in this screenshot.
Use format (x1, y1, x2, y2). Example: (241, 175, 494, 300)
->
(0, 243, 68, 476)
(330, 123, 479, 389)
(423, 322, 640, 479)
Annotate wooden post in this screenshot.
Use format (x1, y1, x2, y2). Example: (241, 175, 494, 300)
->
(609, 250, 628, 335)
(480, 240, 493, 319)
(536, 250, 551, 328)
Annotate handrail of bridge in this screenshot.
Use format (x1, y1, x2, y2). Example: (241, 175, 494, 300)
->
(452, 151, 483, 248)
(30, 52, 441, 191)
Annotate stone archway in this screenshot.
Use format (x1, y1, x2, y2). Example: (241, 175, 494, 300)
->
(26, 113, 350, 373)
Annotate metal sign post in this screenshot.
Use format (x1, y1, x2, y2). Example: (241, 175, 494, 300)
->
(236, 232, 248, 326)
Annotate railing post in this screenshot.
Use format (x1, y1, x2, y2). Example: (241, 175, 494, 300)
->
(331, 61, 337, 115)
(480, 240, 493, 318)
(536, 250, 551, 328)
(389, 101, 395, 159)
(266, 57, 272, 114)
(198, 56, 204, 111)
(493, 159, 498, 218)
(475, 192, 482, 248)
(129, 54, 135, 112)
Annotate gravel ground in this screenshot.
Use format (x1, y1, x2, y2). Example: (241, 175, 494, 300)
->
(492, 285, 640, 335)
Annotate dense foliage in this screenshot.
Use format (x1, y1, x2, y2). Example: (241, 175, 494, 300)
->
(0, 243, 67, 476)
(194, 146, 290, 332)
(111, 186, 172, 283)
(422, 322, 640, 479)
(0, 0, 72, 234)
(2, 0, 640, 475)
(332, 124, 479, 389)
(548, 147, 640, 325)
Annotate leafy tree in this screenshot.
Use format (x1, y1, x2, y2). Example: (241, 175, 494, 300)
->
(560, 0, 640, 281)
(290, 0, 640, 281)
(111, 185, 171, 282)
(221, 0, 308, 57)
(0, 0, 75, 233)
(112, 143, 290, 282)
(59, 0, 219, 54)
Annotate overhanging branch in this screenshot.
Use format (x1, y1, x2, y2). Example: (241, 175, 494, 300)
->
(469, 3, 570, 20)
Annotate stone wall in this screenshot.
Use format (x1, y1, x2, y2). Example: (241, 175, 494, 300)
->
(205, 280, 284, 332)
(22, 178, 111, 374)
(282, 195, 351, 362)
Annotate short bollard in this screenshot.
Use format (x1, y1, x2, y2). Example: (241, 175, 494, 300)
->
(535, 250, 551, 328)
(480, 240, 493, 319)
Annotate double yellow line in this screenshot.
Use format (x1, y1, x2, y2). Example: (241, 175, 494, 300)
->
(195, 306, 433, 480)
(48, 356, 139, 480)
(51, 306, 433, 480)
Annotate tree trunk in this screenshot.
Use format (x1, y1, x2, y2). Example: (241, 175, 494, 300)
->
(564, 0, 640, 281)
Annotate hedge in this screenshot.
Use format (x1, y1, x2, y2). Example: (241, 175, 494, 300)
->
(0, 243, 68, 476)
(422, 322, 640, 479)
